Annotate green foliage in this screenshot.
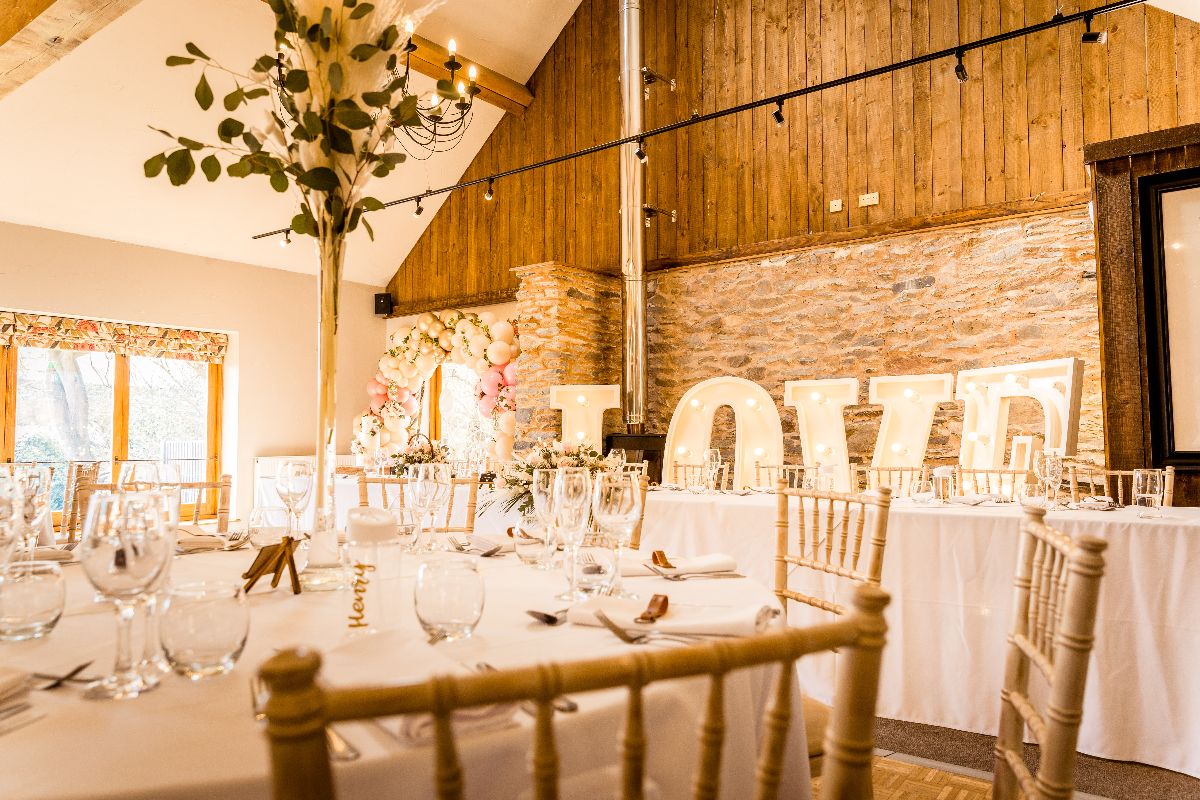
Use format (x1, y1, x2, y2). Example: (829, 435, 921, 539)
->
(194, 73, 214, 110)
(143, 153, 166, 178)
(349, 3, 373, 19)
(201, 154, 221, 182)
(166, 149, 195, 186)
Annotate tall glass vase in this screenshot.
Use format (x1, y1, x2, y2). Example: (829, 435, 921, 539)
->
(300, 228, 349, 592)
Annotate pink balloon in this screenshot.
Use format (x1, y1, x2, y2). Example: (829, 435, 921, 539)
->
(476, 395, 497, 416)
(375, 372, 387, 385)
(369, 399, 383, 413)
(367, 382, 385, 397)
(401, 396, 419, 417)
(502, 362, 518, 386)
(480, 370, 503, 395)
(394, 387, 410, 403)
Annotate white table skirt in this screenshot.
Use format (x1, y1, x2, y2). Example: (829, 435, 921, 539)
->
(0, 551, 807, 800)
(637, 491, 1200, 778)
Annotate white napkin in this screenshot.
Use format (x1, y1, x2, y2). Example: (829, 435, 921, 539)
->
(176, 525, 226, 550)
(385, 703, 520, 746)
(649, 484, 682, 492)
(1075, 496, 1117, 511)
(0, 667, 31, 708)
(621, 553, 737, 577)
(568, 596, 775, 637)
(467, 534, 515, 554)
(32, 547, 74, 563)
(949, 493, 998, 506)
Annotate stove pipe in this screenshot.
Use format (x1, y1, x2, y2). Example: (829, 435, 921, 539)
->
(618, 0, 647, 432)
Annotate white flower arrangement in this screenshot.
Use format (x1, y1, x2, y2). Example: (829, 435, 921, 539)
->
(492, 440, 622, 516)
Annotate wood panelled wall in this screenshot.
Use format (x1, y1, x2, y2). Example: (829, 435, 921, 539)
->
(387, 0, 1200, 312)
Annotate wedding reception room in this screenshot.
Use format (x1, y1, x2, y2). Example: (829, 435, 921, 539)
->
(3, 0, 1200, 797)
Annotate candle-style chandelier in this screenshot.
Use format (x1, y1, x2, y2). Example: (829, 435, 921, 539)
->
(269, 20, 480, 161)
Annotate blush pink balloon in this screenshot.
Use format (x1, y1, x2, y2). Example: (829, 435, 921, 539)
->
(375, 372, 387, 385)
(394, 387, 411, 403)
(401, 396, 419, 417)
(369, 399, 384, 414)
(502, 362, 518, 386)
(480, 370, 503, 395)
(367, 381, 385, 397)
(477, 395, 497, 416)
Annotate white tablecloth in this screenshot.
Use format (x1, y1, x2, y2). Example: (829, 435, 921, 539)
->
(638, 491, 1200, 778)
(0, 550, 807, 800)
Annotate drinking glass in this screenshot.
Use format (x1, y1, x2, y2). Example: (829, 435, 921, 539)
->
(1017, 481, 1049, 509)
(514, 517, 554, 567)
(554, 467, 592, 601)
(414, 558, 484, 641)
(117, 462, 161, 492)
(593, 473, 641, 598)
(607, 449, 627, 468)
(0, 477, 22, 568)
(573, 540, 620, 597)
(391, 505, 420, 552)
(5, 465, 51, 560)
(160, 581, 250, 679)
(531, 469, 557, 526)
(275, 460, 314, 539)
(1035, 453, 1063, 506)
(932, 473, 953, 503)
(248, 506, 290, 550)
(156, 462, 183, 529)
(126, 462, 178, 682)
(78, 492, 173, 700)
(0, 560, 66, 640)
(411, 464, 452, 551)
(372, 448, 391, 477)
(909, 480, 935, 504)
(702, 448, 722, 492)
(1133, 469, 1164, 519)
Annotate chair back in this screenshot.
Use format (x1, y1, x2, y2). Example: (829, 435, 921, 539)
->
(624, 474, 651, 551)
(993, 507, 1107, 800)
(260, 584, 891, 800)
(179, 475, 232, 532)
(775, 482, 893, 618)
(855, 465, 927, 497)
(672, 463, 729, 490)
(756, 463, 819, 489)
(439, 477, 479, 535)
(355, 474, 408, 509)
(619, 460, 650, 477)
(954, 466, 1033, 499)
(62, 461, 104, 542)
(1067, 463, 1175, 508)
(356, 474, 479, 534)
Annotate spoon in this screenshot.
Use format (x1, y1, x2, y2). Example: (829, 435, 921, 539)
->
(525, 607, 570, 626)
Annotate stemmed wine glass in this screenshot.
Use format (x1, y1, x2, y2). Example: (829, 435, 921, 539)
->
(137, 462, 182, 681)
(1035, 452, 1063, 506)
(530, 468, 557, 570)
(607, 449, 627, 469)
(78, 492, 174, 700)
(593, 472, 642, 599)
(5, 466, 51, 561)
(275, 460, 314, 539)
(0, 477, 22, 568)
(117, 461, 161, 492)
(411, 464, 452, 551)
(554, 467, 592, 602)
(702, 448, 723, 492)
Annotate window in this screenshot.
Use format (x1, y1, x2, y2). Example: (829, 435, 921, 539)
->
(1, 310, 226, 523)
(436, 362, 495, 460)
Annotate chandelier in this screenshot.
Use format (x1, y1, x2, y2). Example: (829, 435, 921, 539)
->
(270, 20, 480, 161)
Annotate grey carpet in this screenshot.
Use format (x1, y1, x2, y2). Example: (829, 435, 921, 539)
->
(873, 717, 1200, 800)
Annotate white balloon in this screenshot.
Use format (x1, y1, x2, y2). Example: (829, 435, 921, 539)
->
(469, 334, 490, 355)
(473, 357, 490, 374)
(437, 330, 454, 350)
(455, 319, 472, 336)
(419, 312, 437, 328)
(417, 318, 429, 333)
(383, 414, 406, 433)
(377, 430, 391, 446)
(490, 320, 515, 344)
(415, 353, 436, 375)
(478, 311, 496, 325)
(498, 410, 517, 435)
(428, 320, 444, 337)
(398, 361, 415, 378)
(440, 309, 460, 326)
(486, 340, 512, 365)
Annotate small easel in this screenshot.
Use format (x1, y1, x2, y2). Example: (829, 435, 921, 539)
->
(242, 536, 302, 595)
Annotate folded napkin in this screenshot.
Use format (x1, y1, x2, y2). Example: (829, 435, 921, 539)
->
(568, 596, 775, 637)
(649, 483, 682, 492)
(0, 667, 31, 708)
(621, 553, 738, 578)
(949, 493, 998, 506)
(32, 547, 75, 563)
(468, 534, 515, 553)
(1074, 496, 1117, 511)
(176, 533, 225, 550)
(385, 703, 520, 746)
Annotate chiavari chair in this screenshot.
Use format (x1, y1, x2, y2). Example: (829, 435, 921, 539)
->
(62, 461, 103, 543)
(355, 474, 408, 510)
(954, 466, 1033, 499)
(76, 475, 231, 533)
(775, 481, 893, 777)
(671, 462, 729, 490)
(261, 584, 891, 800)
(1067, 463, 1176, 507)
(355, 473, 479, 534)
(755, 462, 819, 489)
(619, 460, 649, 477)
(854, 464, 927, 497)
(991, 506, 1108, 799)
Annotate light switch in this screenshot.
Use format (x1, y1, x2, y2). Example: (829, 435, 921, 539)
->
(828, 198, 843, 212)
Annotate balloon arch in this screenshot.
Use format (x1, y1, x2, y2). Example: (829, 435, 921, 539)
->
(354, 309, 520, 462)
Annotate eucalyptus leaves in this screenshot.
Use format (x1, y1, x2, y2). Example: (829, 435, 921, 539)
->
(143, 0, 437, 241)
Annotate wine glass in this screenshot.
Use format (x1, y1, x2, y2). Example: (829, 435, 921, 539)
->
(0, 477, 21, 568)
(702, 448, 722, 492)
(593, 472, 642, 598)
(607, 449, 627, 468)
(117, 462, 161, 492)
(554, 467, 592, 601)
(1133, 469, 1164, 518)
(4, 465, 52, 561)
(1035, 452, 1063, 505)
(372, 448, 391, 477)
(78, 492, 174, 700)
(413, 464, 452, 551)
(274, 460, 314, 539)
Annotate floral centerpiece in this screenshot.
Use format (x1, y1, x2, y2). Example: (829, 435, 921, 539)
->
(388, 436, 449, 475)
(492, 440, 622, 516)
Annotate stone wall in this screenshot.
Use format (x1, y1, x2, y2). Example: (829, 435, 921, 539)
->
(644, 207, 1104, 466)
(512, 262, 622, 451)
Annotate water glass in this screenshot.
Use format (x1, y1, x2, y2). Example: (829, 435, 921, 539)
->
(909, 480, 935, 504)
(1017, 481, 1049, 510)
(1133, 469, 1163, 518)
(702, 448, 722, 492)
(5, 465, 51, 558)
(572, 541, 619, 597)
(414, 558, 484, 641)
(248, 506, 290, 550)
(0, 477, 22, 567)
(531, 468, 557, 525)
(593, 473, 641, 598)
(0, 560, 66, 640)
(1035, 453, 1063, 505)
(932, 474, 953, 503)
(391, 506, 420, 551)
(513, 517, 554, 567)
(274, 460, 314, 538)
(117, 462, 160, 492)
(160, 581, 250, 679)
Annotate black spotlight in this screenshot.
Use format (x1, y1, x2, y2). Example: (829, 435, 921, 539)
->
(772, 99, 785, 127)
(413, 198, 424, 218)
(484, 177, 494, 201)
(634, 139, 647, 164)
(954, 51, 969, 83)
(1081, 14, 1107, 44)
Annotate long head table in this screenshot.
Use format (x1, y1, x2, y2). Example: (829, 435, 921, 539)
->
(0, 547, 807, 800)
(638, 490, 1200, 778)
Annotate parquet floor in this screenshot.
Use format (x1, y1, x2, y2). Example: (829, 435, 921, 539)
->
(812, 756, 994, 799)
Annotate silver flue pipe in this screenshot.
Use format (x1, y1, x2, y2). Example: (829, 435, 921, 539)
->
(619, 0, 646, 431)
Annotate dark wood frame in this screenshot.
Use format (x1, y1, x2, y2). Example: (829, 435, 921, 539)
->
(1139, 166, 1200, 467)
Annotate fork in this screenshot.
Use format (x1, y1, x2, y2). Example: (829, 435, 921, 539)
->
(449, 537, 503, 557)
(250, 675, 360, 761)
(643, 563, 745, 582)
(592, 610, 704, 646)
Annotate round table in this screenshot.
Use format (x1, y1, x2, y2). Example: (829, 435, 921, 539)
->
(0, 548, 808, 800)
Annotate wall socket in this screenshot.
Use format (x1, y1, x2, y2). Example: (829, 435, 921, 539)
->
(828, 198, 843, 212)
(859, 192, 880, 207)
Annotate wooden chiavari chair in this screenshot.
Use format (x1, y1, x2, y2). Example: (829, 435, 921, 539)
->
(755, 463, 819, 489)
(671, 462, 729, 490)
(177, 476, 232, 533)
(355, 474, 409, 510)
(621, 474, 651, 551)
(62, 461, 103, 543)
(854, 465, 927, 497)
(954, 466, 1033, 499)
(619, 460, 649, 477)
(775, 481, 893, 777)
(356, 474, 479, 534)
(1067, 463, 1175, 507)
(440, 477, 479, 535)
(260, 584, 891, 800)
(992, 505, 1107, 799)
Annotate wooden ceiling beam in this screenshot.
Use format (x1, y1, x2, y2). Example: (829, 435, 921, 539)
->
(410, 34, 533, 116)
(0, 0, 142, 100)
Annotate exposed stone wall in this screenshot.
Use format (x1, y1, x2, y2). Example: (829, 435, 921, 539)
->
(512, 262, 622, 451)
(645, 207, 1104, 466)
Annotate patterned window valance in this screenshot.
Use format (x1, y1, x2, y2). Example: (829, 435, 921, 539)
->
(0, 310, 228, 363)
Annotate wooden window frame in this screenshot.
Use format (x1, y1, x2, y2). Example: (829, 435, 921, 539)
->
(0, 346, 223, 525)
